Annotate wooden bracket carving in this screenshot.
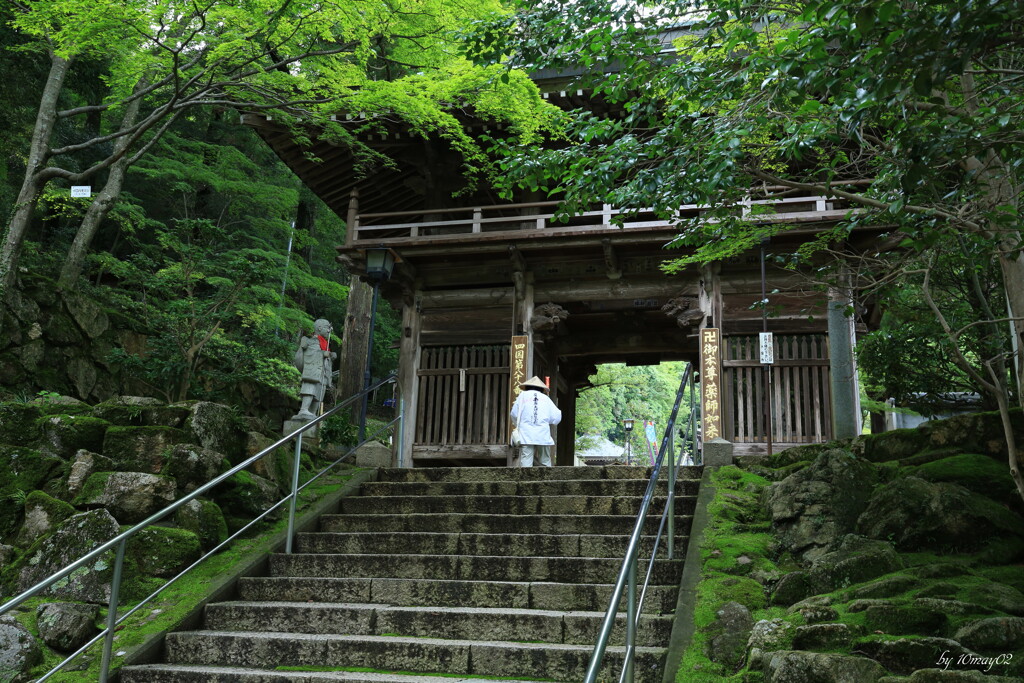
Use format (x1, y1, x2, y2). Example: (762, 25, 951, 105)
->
(531, 302, 570, 335)
(662, 295, 705, 328)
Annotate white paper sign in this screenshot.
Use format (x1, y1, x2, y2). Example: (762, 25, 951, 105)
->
(70, 186, 92, 198)
(759, 332, 774, 364)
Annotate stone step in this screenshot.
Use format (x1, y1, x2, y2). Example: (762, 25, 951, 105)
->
(295, 531, 687, 558)
(162, 631, 667, 682)
(359, 478, 699, 498)
(203, 601, 674, 647)
(123, 664, 553, 682)
(337, 494, 695, 516)
(318, 512, 693, 535)
(268, 553, 684, 585)
(123, 664, 554, 682)
(374, 465, 702, 483)
(236, 577, 679, 614)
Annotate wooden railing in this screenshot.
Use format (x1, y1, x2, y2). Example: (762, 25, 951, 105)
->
(350, 195, 854, 244)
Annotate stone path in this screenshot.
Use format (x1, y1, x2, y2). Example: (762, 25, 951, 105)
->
(121, 465, 700, 682)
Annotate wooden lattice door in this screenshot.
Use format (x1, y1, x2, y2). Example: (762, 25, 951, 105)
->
(722, 334, 832, 448)
(413, 345, 511, 460)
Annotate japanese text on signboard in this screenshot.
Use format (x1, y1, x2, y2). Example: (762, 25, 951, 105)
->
(700, 328, 723, 442)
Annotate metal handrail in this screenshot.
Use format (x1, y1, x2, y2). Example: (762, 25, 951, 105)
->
(583, 363, 699, 683)
(0, 374, 400, 682)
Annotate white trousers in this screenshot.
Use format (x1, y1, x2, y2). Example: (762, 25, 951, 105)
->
(519, 444, 552, 467)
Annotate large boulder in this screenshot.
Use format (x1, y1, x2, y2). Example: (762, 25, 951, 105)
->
(15, 491, 75, 548)
(954, 617, 1024, 653)
(808, 535, 903, 593)
(0, 446, 63, 491)
(216, 471, 279, 520)
(763, 450, 877, 561)
(36, 414, 109, 458)
(35, 603, 99, 652)
(857, 637, 978, 676)
(703, 601, 753, 669)
(164, 443, 227, 493)
(91, 396, 190, 428)
(174, 499, 228, 550)
(763, 651, 886, 682)
(918, 409, 1024, 458)
(857, 477, 1024, 552)
(126, 527, 201, 578)
(863, 603, 948, 636)
(73, 471, 177, 524)
(0, 616, 40, 683)
(185, 402, 246, 462)
(101, 426, 188, 473)
(17, 509, 120, 603)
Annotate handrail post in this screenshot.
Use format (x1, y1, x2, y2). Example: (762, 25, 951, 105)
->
(625, 557, 637, 682)
(397, 396, 406, 467)
(98, 539, 127, 683)
(285, 432, 303, 554)
(668, 434, 676, 560)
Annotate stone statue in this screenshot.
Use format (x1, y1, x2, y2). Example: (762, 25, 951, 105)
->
(292, 318, 336, 420)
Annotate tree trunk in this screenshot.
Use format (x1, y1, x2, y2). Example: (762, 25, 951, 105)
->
(0, 53, 70, 299)
(998, 248, 1024, 402)
(337, 274, 373, 415)
(58, 83, 145, 288)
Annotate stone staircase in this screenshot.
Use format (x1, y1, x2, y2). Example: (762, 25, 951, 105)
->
(121, 465, 701, 682)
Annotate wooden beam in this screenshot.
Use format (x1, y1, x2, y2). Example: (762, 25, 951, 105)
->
(536, 278, 690, 302)
(601, 238, 622, 280)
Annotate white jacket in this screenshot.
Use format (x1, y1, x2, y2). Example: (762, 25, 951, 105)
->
(511, 390, 562, 445)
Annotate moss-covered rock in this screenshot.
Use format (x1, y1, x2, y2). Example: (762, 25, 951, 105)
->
(73, 471, 177, 524)
(36, 602, 99, 652)
(856, 637, 975, 676)
(174, 498, 228, 550)
(36, 413, 110, 458)
(16, 509, 120, 603)
(0, 403, 41, 446)
(0, 615, 41, 682)
(809, 536, 903, 593)
(0, 446, 63, 492)
(856, 428, 931, 463)
(764, 650, 887, 682)
(126, 526, 201, 578)
(909, 453, 1020, 506)
(91, 396, 190, 428)
(15, 490, 75, 548)
(185, 401, 246, 463)
(164, 443, 227, 493)
(918, 408, 1024, 457)
(32, 395, 90, 416)
(764, 450, 877, 562)
(101, 425, 187, 473)
(703, 600, 754, 669)
(864, 603, 948, 636)
(857, 477, 1024, 552)
(215, 470, 278, 519)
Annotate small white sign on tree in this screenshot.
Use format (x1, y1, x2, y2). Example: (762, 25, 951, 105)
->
(70, 186, 92, 198)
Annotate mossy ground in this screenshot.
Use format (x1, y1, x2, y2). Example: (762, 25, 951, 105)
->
(676, 412, 1024, 681)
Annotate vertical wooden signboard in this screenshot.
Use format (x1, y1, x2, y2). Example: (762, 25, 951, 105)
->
(700, 328, 723, 442)
(509, 335, 528, 422)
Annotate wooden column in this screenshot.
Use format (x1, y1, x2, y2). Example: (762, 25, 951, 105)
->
(396, 289, 422, 467)
(338, 275, 373, 414)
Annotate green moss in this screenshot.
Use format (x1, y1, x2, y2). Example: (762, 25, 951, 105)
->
(125, 526, 202, 584)
(23, 490, 75, 522)
(36, 413, 110, 454)
(0, 447, 64, 510)
(909, 453, 1019, 504)
(977, 566, 1024, 594)
(276, 667, 553, 680)
(71, 471, 116, 506)
(0, 403, 43, 446)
